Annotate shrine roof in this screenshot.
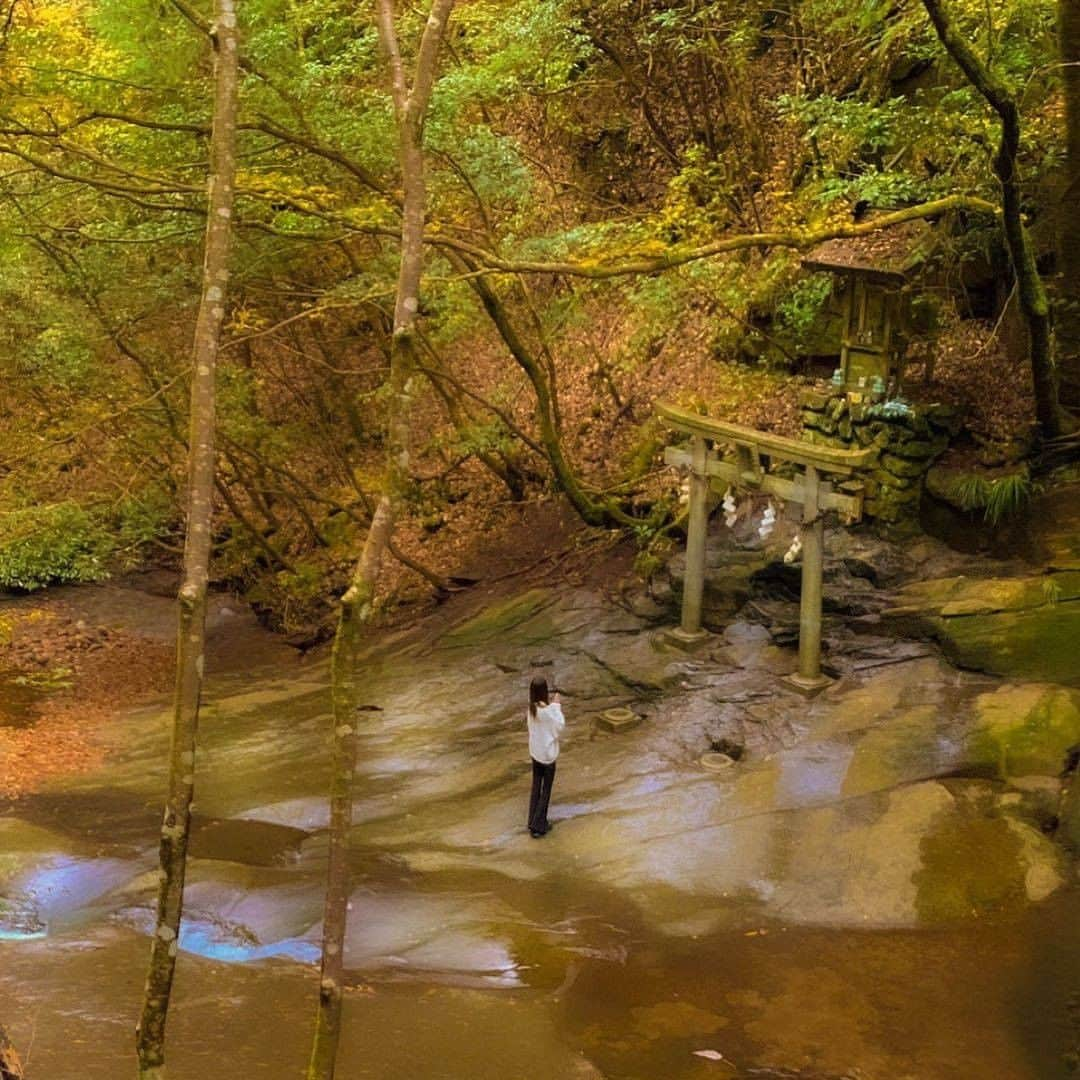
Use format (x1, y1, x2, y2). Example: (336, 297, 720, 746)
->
(801, 218, 933, 285)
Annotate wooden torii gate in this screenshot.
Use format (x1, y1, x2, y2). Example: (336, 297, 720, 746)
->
(658, 403, 873, 696)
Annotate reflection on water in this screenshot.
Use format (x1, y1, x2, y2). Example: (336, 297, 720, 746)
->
(1, 883, 1078, 1079)
(177, 922, 321, 965)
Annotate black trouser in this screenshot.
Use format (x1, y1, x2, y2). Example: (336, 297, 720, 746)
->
(528, 758, 557, 834)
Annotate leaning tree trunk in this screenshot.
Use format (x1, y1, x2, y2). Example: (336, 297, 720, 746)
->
(305, 3, 455, 1079)
(922, 0, 1068, 439)
(134, 3, 240, 1077)
(1059, 0, 1080, 406)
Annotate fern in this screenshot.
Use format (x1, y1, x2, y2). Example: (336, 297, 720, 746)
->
(948, 474, 991, 511)
(944, 469, 1037, 524)
(983, 471, 1036, 525)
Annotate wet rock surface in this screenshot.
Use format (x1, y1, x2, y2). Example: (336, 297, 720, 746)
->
(1, 576, 1079, 1078)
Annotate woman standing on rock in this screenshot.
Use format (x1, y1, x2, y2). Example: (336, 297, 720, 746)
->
(527, 675, 564, 838)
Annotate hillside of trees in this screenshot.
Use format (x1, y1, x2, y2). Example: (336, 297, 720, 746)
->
(1, 0, 1078, 641)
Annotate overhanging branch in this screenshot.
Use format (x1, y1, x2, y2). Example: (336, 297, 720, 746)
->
(438, 195, 999, 279)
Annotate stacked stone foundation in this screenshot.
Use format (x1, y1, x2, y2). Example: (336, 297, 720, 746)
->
(800, 389, 959, 525)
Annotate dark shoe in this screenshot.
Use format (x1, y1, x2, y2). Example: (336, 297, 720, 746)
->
(529, 829, 544, 838)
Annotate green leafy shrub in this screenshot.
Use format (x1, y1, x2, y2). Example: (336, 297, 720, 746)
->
(111, 490, 176, 565)
(0, 502, 113, 591)
(776, 273, 834, 338)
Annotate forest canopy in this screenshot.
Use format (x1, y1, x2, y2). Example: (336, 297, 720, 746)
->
(0, 0, 1076, 635)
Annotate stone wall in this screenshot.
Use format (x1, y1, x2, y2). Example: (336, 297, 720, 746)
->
(800, 389, 959, 525)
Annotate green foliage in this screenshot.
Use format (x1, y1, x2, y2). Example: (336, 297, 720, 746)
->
(13, 666, 74, 691)
(778, 94, 905, 162)
(274, 558, 327, 605)
(23, 325, 95, 388)
(0, 0, 1066, 628)
(776, 273, 833, 337)
(947, 470, 1038, 525)
(983, 471, 1036, 526)
(658, 144, 738, 239)
(111, 490, 175, 563)
(0, 503, 113, 591)
(818, 170, 933, 208)
(621, 272, 688, 360)
(445, 418, 516, 460)
(948, 474, 992, 512)
(632, 533, 673, 581)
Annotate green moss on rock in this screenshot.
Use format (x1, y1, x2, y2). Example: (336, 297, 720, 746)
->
(968, 684, 1080, 778)
(443, 588, 555, 648)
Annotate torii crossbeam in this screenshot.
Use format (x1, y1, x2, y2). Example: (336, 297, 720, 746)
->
(658, 403, 873, 696)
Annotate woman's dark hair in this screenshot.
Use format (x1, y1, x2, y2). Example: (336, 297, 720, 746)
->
(529, 676, 549, 718)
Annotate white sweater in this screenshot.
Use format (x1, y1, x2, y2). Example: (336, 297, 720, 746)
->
(528, 701, 565, 764)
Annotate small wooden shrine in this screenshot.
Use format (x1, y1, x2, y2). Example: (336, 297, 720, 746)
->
(801, 220, 930, 392)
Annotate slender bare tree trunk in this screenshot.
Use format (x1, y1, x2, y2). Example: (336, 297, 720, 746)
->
(1059, 0, 1080, 406)
(922, 0, 1068, 439)
(134, 3, 240, 1077)
(306, 4, 455, 1078)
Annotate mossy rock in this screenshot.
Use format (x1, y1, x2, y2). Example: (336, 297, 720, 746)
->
(914, 801, 1064, 922)
(880, 452, 932, 480)
(1059, 777, 1080, 852)
(884, 572, 1080, 683)
(938, 604, 1080, 685)
(803, 411, 838, 435)
(924, 465, 971, 510)
(888, 574, 1080, 616)
(924, 403, 962, 434)
(1029, 482, 1080, 570)
(968, 684, 1080, 778)
(886, 437, 946, 462)
(863, 498, 906, 524)
(869, 469, 918, 492)
(800, 389, 832, 410)
(443, 588, 555, 648)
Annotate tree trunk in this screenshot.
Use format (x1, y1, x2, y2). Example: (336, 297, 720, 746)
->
(443, 248, 641, 527)
(922, 0, 1067, 439)
(306, 3, 455, 1078)
(1059, 0, 1080, 406)
(134, 3, 240, 1077)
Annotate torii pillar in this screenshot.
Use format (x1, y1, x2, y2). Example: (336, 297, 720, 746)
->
(787, 463, 829, 695)
(668, 434, 711, 647)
